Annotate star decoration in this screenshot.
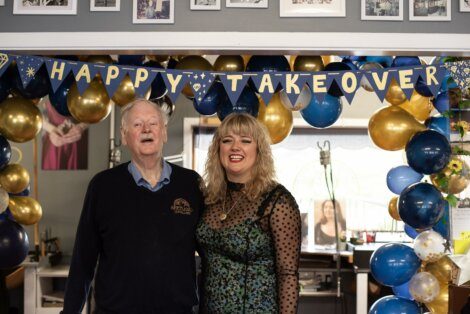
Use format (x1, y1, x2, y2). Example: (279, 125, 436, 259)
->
(26, 67, 35, 77)
(449, 249, 470, 286)
(200, 72, 206, 79)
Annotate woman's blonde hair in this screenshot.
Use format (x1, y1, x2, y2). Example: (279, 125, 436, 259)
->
(203, 113, 276, 204)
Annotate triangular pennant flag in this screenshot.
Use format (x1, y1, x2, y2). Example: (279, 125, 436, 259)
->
(309, 72, 329, 103)
(160, 70, 190, 103)
(45, 59, 74, 93)
(337, 70, 362, 104)
(218, 73, 250, 106)
(15, 55, 44, 89)
(71, 61, 100, 95)
(395, 66, 421, 100)
(281, 73, 310, 108)
(250, 73, 282, 105)
(98, 65, 129, 99)
(0, 53, 13, 78)
(422, 65, 448, 97)
(324, 71, 341, 97)
(127, 67, 159, 98)
(188, 71, 217, 105)
(443, 61, 470, 91)
(364, 68, 396, 102)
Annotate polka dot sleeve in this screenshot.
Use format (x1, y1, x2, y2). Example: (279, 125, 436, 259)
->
(270, 189, 301, 314)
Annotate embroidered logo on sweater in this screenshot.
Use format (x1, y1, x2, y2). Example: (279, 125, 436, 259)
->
(171, 198, 192, 215)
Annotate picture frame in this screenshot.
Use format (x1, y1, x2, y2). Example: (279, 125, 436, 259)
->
(280, 0, 345, 17)
(191, 0, 221, 10)
(133, 0, 174, 24)
(361, 0, 403, 21)
(90, 0, 121, 12)
(13, 0, 77, 15)
(409, 0, 451, 21)
(226, 0, 268, 9)
(461, 0, 470, 12)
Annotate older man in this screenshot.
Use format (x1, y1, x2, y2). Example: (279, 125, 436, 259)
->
(63, 99, 204, 314)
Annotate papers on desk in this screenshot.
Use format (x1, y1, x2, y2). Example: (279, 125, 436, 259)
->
(452, 197, 470, 254)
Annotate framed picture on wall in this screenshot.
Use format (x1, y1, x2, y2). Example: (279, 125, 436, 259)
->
(361, 0, 403, 20)
(133, 0, 174, 24)
(461, 0, 470, 12)
(226, 0, 268, 9)
(280, 0, 345, 17)
(13, 0, 77, 15)
(409, 0, 451, 21)
(90, 0, 121, 11)
(191, 0, 221, 10)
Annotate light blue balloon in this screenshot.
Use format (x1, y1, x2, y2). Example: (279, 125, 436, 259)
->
(392, 280, 414, 301)
(369, 296, 420, 314)
(425, 116, 450, 139)
(300, 94, 342, 128)
(404, 224, 420, 239)
(386, 165, 424, 195)
(432, 91, 449, 114)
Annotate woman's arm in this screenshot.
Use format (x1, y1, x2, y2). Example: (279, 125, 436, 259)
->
(270, 190, 301, 314)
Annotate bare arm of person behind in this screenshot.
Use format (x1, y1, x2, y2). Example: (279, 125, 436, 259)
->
(270, 191, 301, 314)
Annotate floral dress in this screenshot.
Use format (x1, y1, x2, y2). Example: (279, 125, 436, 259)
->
(196, 182, 301, 313)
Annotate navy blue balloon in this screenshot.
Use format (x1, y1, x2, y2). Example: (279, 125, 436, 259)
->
(217, 85, 259, 121)
(194, 82, 224, 116)
(324, 62, 354, 97)
(246, 56, 290, 93)
(118, 55, 145, 66)
(369, 296, 420, 314)
(399, 182, 445, 229)
(386, 165, 423, 195)
(54, 55, 78, 62)
(404, 224, 420, 239)
(432, 91, 449, 114)
(301, 94, 342, 128)
(415, 77, 433, 97)
(12, 64, 50, 99)
(425, 116, 450, 139)
(340, 58, 359, 70)
(370, 243, 420, 287)
(49, 73, 74, 116)
(365, 56, 393, 68)
(0, 71, 11, 103)
(391, 56, 421, 68)
(0, 135, 11, 170)
(433, 201, 450, 240)
(0, 219, 29, 269)
(144, 60, 167, 100)
(406, 130, 451, 175)
(392, 280, 414, 301)
(341, 56, 366, 62)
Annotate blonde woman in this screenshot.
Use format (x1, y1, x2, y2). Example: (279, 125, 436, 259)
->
(196, 113, 301, 313)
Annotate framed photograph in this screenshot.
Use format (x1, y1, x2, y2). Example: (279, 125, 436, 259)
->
(13, 0, 77, 15)
(361, 0, 403, 20)
(191, 0, 221, 10)
(280, 0, 345, 17)
(409, 0, 451, 21)
(461, 0, 470, 12)
(90, 0, 120, 11)
(133, 0, 174, 24)
(226, 0, 268, 9)
(313, 199, 347, 246)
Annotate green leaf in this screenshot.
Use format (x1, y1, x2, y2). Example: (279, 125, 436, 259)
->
(459, 99, 470, 109)
(445, 194, 459, 207)
(441, 110, 454, 118)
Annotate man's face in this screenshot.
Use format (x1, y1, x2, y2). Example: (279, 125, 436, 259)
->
(121, 101, 167, 160)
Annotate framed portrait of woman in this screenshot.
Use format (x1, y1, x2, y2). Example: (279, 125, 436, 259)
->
(313, 199, 346, 246)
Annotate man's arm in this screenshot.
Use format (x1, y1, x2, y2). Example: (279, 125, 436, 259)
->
(62, 179, 101, 314)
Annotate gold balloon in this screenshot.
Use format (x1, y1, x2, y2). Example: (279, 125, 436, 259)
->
(8, 196, 42, 225)
(257, 93, 293, 144)
(0, 187, 9, 212)
(425, 283, 448, 314)
(385, 79, 407, 106)
(399, 91, 432, 121)
(388, 196, 401, 221)
(86, 55, 114, 64)
(293, 56, 325, 72)
(0, 164, 30, 194)
(425, 256, 453, 284)
(67, 77, 112, 124)
(431, 173, 470, 195)
(242, 55, 252, 67)
(368, 106, 426, 151)
(214, 55, 245, 72)
(175, 55, 213, 99)
(112, 75, 151, 107)
(0, 97, 43, 143)
(146, 55, 170, 63)
(321, 55, 335, 66)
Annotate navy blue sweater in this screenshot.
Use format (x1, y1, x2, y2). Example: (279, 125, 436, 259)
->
(63, 162, 204, 314)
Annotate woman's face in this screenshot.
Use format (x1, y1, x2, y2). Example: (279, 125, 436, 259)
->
(219, 131, 257, 183)
(323, 201, 335, 220)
